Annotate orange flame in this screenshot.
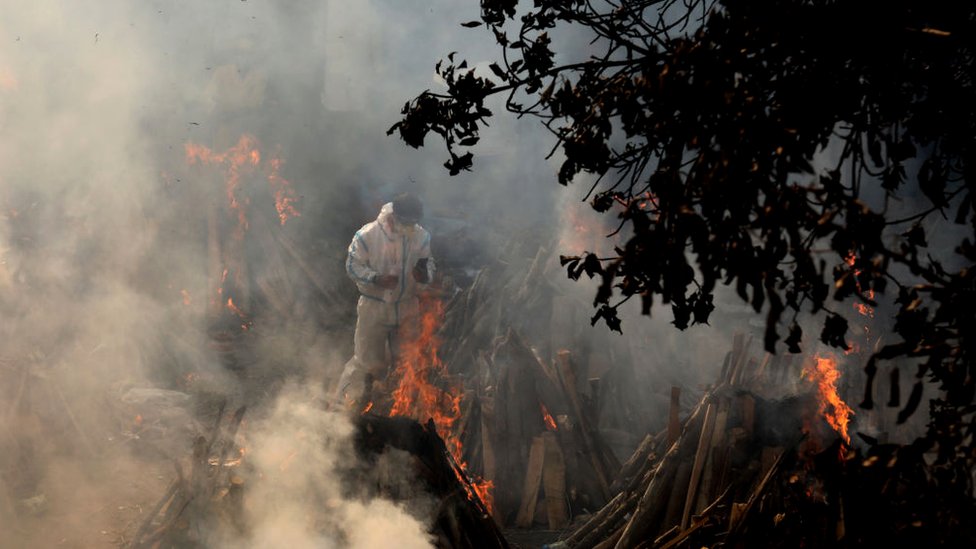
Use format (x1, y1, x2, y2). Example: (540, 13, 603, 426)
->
(185, 134, 301, 234)
(803, 355, 854, 445)
(361, 401, 374, 415)
(186, 135, 261, 237)
(267, 156, 301, 225)
(844, 251, 876, 354)
(844, 251, 875, 313)
(389, 298, 494, 513)
(226, 297, 246, 318)
(541, 402, 558, 431)
(181, 289, 192, 306)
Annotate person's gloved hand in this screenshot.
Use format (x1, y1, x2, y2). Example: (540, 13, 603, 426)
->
(412, 258, 430, 284)
(374, 274, 399, 289)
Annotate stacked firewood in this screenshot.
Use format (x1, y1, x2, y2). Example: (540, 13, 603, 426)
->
(549, 335, 823, 549)
(433, 242, 634, 527)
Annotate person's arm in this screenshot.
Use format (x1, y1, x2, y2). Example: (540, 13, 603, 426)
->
(412, 230, 435, 284)
(346, 230, 378, 285)
(347, 229, 399, 289)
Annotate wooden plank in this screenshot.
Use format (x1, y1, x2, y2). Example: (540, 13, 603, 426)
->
(562, 491, 626, 548)
(515, 436, 547, 528)
(680, 402, 715, 530)
(695, 401, 729, 512)
(741, 394, 756, 437)
(542, 432, 569, 529)
(556, 350, 612, 500)
(614, 402, 707, 549)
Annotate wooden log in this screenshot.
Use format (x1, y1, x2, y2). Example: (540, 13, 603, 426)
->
(573, 489, 641, 549)
(741, 394, 756, 437)
(660, 459, 693, 535)
(561, 491, 626, 548)
(695, 400, 729, 512)
(515, 436, 546, 528)
(680, 402, 716, 530)
(653, 525, 680, 547)
(658, 489, 730, 549)
(728, 448, 786, 537)
(556, 350, 612, 501)
(613, 402, 707, 549)
(753, 352, 774, 382)
(542, 432, 569, 530)
(611, 433, 653, 493)
(718, 351, 732, 387)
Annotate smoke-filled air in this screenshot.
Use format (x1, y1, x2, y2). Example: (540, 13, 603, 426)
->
(0, 1, 944, 548)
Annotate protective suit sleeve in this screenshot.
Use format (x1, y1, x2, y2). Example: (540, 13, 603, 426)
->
(346, 230, 377, 285)
(418, 230, 435, 285)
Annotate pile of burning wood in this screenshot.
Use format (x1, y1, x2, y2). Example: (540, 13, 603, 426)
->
(124, 233, 974, 548)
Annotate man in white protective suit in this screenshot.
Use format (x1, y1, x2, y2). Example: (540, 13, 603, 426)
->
(334, 192, 436, 409)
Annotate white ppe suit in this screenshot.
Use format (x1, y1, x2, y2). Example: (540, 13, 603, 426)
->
(335, 202, 435, 405)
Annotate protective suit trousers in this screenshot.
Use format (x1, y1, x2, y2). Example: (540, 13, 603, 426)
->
(335, 296, 418, 407)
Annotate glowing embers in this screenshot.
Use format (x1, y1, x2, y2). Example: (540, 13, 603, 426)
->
(387, 297, 495, 513)
(844, 251, 876, 321)
(802, 355, 855, 446)
(541, 402, 558, 432)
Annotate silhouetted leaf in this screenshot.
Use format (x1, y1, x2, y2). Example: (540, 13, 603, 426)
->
(903, 224, 928, 247)
(897, 381, 924, 424)
(581, 253, 603, 278)
(785, 322, 803, 353)
(671, 301, 691, 330)
(488, 63, 508, 81)
(691, 291, 715, 325)
(591, 304, 622, 333)
(820, 313, 850, 350)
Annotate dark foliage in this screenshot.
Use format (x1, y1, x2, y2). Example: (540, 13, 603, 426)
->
(390, 0, 976, 536)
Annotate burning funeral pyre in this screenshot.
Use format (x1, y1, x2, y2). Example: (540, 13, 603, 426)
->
(4, 132, 971, 548)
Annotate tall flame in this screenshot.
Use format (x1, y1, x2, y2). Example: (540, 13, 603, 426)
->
(185, 135, 261, 237)
(267, 156, 301, 225)
(185, 134, 301, 233)
(803, 355, 854, 445)
(389, 298, 494, 513)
